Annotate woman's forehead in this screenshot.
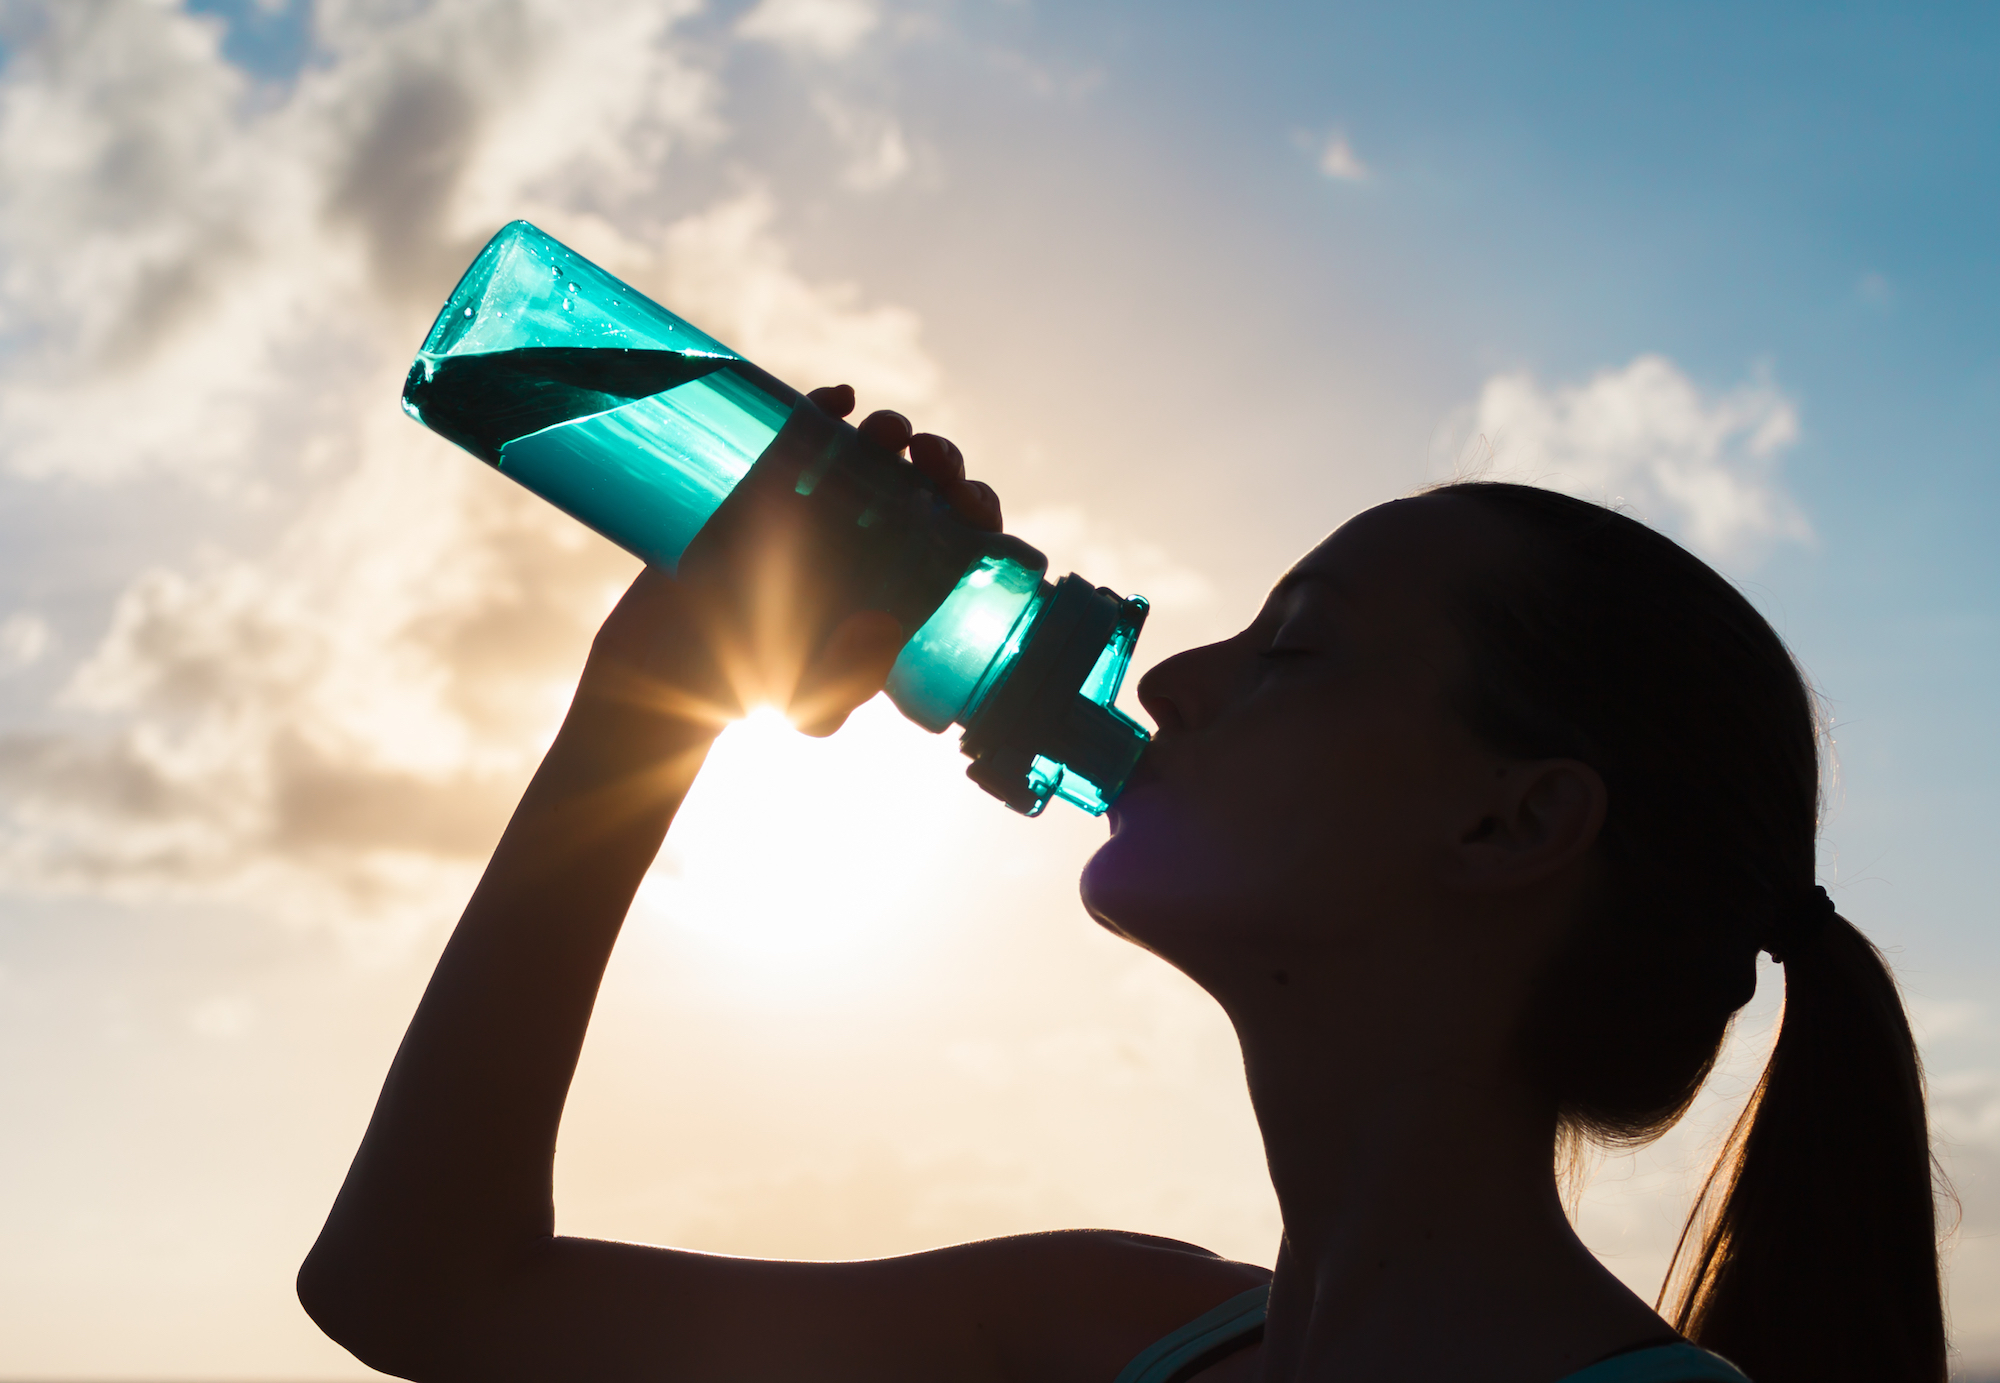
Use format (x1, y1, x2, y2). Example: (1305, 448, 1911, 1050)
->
(1264, 497, 1520, 670)
(1282, 496, 1509, 593)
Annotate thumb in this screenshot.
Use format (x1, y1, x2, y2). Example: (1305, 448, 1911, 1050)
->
(791, 610, 904, 738)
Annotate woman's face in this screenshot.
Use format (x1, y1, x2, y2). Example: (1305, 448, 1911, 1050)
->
(1081, 496, 1523, 973)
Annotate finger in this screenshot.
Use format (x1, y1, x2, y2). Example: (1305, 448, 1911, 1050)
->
(856, 409, 913, 455)
(791, 609, 904, 738)
(807, 384, 856, 418)
(943, 477, 1002, 532)
(908, 432, 966, 486)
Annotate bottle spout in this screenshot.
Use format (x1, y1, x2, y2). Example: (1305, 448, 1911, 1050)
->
(958, 576, 1152, 816)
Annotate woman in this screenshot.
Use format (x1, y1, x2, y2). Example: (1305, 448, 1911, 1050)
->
(300, 388, 1947, 1383)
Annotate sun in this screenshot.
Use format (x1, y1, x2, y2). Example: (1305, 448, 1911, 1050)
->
(632, 697, 980, 991)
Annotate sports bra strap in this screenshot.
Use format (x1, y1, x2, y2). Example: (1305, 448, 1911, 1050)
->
(1557, 1340, 1753, 1383)
(1112, 1284, 1754, 1383)
(1111, 1284, 1268, 1383)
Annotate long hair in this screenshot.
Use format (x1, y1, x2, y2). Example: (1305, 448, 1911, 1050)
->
(1434, 481, 1946, 1383)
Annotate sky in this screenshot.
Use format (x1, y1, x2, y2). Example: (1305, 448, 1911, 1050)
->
(0, 0, 1995, 1376)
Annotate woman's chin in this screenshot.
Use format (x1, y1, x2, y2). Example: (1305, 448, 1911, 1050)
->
(1079, 803, 1222, 939)
(1078, 836, 1141, 934)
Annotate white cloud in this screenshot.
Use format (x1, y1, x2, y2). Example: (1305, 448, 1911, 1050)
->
(0, 614, 49, 673)
(611, 189, 941, 414)
(737, 0, 882, 59)
(1317, 131, 1368, 181)
(0, 1, 305, 485)
(1910, 997, 1988, 1042)
(1455, 354, 1809, 561)
(1932, 1069, 2000, 1149)
(814, 94, 912, 190)
(0, 0, 733, 492)
(427, 0, 720, 238)
(1011, 507, 1215, 617)
(0, 0, 945, 942)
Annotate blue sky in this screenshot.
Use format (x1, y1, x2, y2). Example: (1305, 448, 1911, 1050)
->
(0, 1, 1995, 1375)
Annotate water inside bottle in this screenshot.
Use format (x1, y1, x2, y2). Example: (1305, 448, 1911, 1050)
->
(405, 346, 792, 573)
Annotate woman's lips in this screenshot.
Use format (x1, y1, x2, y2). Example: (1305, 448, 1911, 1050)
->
(1106, 748, 1165, 830)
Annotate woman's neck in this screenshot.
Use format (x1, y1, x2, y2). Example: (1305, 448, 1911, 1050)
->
(1224, 983, 1673, 1383)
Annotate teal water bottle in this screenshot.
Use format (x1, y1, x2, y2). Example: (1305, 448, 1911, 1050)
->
(402, 221, 1149, 816)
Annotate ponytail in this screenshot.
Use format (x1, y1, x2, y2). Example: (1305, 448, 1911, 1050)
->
(1666, 918, 1948, 1383)
(1429, 481, 1951, 1383)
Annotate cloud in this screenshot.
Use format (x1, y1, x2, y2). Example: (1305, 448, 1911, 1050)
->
(1293, 127, 1367, 181)
(0, 614, 49, 674)
(1453, 354, 1809, 561)
(0, 0, 945, 943)
(0, 450, 624, 956)
(621, 188, 940, 412)
(1910, 997, 1989, 1042)
(1011, 507, 1216, 618)
(0, 0, 721, 489)
(0, 0, 305, 485)
(1317, 131, 1368, 181)
(814, 94, 912, 190)
(1933, 1069, 2000, 1150)
(736, 0, 882, 59)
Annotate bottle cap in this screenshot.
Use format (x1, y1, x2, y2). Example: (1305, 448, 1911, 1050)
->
(959, 575, 1151, 816)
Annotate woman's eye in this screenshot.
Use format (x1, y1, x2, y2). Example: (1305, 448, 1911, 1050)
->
(1257, 611, 1326, 663)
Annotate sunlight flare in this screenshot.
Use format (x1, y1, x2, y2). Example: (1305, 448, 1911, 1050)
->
(633, 698, 978, 988)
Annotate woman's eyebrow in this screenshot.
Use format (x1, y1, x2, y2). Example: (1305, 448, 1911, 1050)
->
(1272, 571, 1336, 595)
(1268, 569, 1338, 604)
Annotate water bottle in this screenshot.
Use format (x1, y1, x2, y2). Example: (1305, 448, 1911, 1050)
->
(401, 221, 1150, 816)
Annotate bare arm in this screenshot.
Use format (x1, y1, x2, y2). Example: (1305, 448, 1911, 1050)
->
(296, 394, 1261, 1382)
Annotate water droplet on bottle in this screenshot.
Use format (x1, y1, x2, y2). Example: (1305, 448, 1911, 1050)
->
(550, 265, 560, 276)
(463, 306, 473, 317)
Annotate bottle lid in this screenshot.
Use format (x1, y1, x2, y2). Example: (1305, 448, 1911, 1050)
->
(959, 575, 1151, 816)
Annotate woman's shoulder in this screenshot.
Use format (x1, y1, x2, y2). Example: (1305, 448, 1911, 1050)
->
(896, 1228, 1270, 1383)
(923, 1226, 1269, 1309)
(947, 1226, 1268, 1288)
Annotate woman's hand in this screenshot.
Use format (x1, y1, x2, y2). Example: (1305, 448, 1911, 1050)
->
(576, 384, 1002, 741)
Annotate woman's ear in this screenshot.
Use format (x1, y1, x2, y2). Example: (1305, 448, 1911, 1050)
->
(1451, 758, 1606, 892)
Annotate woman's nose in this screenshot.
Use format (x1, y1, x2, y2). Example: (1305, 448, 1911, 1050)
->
(1137, 640, 1231, 732)
(1136, 659, 1184, 732)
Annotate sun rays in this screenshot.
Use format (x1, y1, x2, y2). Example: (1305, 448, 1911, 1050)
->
(631, 697, 977, 991)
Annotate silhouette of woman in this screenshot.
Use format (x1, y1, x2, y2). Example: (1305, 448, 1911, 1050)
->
(301, 387, 1946, 1383)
